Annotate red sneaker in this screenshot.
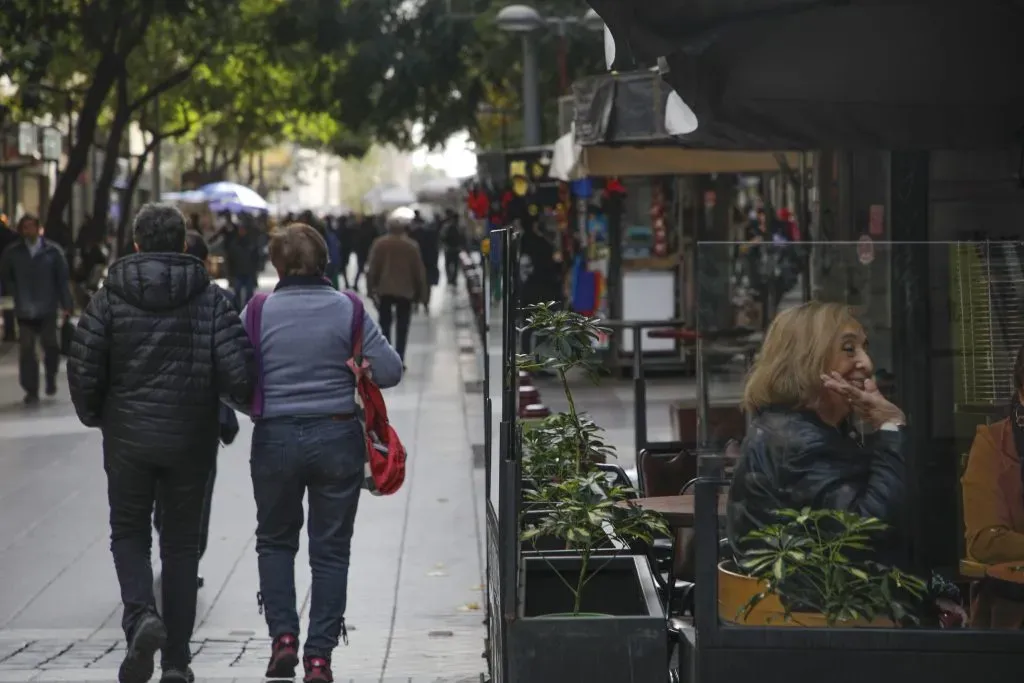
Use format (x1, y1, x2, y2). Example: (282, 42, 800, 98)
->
(303, 655, 334, 682)
(265, 634, 299, 679)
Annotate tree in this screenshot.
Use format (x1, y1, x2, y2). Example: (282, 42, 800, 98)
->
(277, 0, 604, 151)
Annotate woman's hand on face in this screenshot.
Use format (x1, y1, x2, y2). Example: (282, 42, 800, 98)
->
(821, 372, 906, 429)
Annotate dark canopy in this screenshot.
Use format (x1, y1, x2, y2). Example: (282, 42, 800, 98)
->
(588, 1, 1024, 149)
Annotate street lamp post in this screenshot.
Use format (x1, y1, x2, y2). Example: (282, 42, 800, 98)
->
(496, 4, 604, 148)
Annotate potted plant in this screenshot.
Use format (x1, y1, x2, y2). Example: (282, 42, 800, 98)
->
(720, 508, 927, 627)
(508, 302, 670, 683)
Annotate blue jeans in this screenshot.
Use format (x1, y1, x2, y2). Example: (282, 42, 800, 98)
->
(251, 416, 364, 657)
(233, 274, 258, 308)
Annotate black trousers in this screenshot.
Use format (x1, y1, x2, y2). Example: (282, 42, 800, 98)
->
(105, 447, 214, 668)
(1, 309, 14, 341)
(444, 250, 460, 285)
(377, 295, 412, 360)
(17, 315, 59, 396)
(153, 460, 216, 560)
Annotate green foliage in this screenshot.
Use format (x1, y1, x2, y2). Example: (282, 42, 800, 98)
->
(738, 508, 927, 626)
(517, 302, 667, 615)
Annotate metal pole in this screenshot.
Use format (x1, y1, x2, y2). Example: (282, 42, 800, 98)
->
(798, 151, 810, 302)
(66, 94, 75, 233)
(632, 325, 647, 456)
(521, 34, 541, 146)
(151, 95, 161, 202)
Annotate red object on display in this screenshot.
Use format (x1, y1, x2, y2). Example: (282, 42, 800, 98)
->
(467, 190, 489, 219)
(604, 177, 626, 197)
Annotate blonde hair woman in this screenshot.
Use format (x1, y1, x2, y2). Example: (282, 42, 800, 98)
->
(726, 301, 907, 565)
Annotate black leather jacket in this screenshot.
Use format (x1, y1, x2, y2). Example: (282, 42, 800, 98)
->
(727, 407, 907, 565)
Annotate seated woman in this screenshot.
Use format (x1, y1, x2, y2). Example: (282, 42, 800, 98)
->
(961, 344, 1024, 627)
(727, 301, 908, 565)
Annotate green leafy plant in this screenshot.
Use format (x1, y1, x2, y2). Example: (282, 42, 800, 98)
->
(738, 508, 927, 626)
(517, 302, 668, 615)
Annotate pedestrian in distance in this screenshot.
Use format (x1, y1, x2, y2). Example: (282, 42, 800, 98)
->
(152, 230, 240, 589)
(366, 207, 429, 365)
(67, 203, 254, 683)
(0, 213, 74, 403)
(241, 222, 403, 682)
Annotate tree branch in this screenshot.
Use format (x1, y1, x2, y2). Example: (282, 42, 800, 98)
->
(129, 49, 211, 112)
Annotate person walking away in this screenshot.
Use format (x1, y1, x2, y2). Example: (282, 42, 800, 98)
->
(226, 215, 262, 308)
(0, 214, 74, 403)
(324, 216, 343, 290)
(67, 204, 253, 683)
(440, 209, 465, 287)
(152, 231, 239, 590)
(337, 214, 354, 289)
(409, 210, 440, 295)
(353, 215, 377, 292)
(366, 209, 429, 365)
(244, 223, 403, 682)
(0, 214, 19, 341)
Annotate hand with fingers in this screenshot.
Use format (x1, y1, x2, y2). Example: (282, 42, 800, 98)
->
(821, 371, 906, 429)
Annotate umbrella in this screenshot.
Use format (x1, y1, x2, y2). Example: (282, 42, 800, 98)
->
(197, 182, 269, 213)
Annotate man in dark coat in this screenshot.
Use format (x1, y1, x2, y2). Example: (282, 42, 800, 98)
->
(67, 203, 253, 683)
(0, 213, 74, 401)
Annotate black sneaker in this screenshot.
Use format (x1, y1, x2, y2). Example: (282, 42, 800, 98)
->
(119, 614, 167, 683)
(45, 379, 57, 396)
(23, 393, 39, 405)
(159, 667, 194, 683)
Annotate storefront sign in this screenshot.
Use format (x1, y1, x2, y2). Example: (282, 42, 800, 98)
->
(17, 122, 38, 157)
(41, 128, 62, 161)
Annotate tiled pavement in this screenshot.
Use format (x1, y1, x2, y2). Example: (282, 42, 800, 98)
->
(0, 274, 486, 682)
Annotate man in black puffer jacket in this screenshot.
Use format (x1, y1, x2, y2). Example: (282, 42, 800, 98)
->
(67, 203, 253, 683)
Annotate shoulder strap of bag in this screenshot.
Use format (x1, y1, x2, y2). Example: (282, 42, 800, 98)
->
(343, 291, 365, 362)
(245, 293, 269, 417)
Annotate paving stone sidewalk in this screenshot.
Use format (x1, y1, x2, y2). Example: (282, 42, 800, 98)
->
(0, 281, 486, 682)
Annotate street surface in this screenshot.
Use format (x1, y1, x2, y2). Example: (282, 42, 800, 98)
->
(0, 281, 486, 683)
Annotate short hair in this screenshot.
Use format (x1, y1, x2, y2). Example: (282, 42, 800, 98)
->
(269, 222, 328, 276)
(184, 230, 209, 262)
(15, 213, 40, 233)
(133, 203, 187, 253)
(742, 301, 862, 413)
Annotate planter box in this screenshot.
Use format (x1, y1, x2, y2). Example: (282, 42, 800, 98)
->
(508, 554, 667, 682)
(519, 508, 615, 554)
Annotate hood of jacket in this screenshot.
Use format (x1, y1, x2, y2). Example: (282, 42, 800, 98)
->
(104, 252, 211, 311)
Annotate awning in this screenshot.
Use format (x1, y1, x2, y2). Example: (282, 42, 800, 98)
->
(588, 1, 1024, 149)
(583, 147, 797, 177)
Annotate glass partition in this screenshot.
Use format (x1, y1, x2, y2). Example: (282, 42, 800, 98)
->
(694, 239, 1024, 635)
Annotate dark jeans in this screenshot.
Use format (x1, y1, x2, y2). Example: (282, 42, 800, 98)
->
(1, 309, 14, 341)
(153, 461, 216, 560)
(18, 315, 59, 396)
(251, 416, 364, 658)
(232, 274, 258, 308)
(353, 250, 369, 291)
(377, 295, 412, 360)
(105, 448, 214, 667)
(444, 250, 460, 285)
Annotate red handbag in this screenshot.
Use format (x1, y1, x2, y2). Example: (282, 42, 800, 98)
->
(343, 292, 407, 495)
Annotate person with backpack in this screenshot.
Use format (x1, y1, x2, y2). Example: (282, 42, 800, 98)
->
(241, 222, 403, 683)
(67, 204, 253, 683)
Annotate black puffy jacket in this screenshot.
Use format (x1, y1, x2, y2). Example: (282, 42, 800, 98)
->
(67, 252, 253, 464)
(726, 408, 907, 565)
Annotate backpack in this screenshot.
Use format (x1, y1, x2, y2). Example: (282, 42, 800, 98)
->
(244, 291, 407, 496)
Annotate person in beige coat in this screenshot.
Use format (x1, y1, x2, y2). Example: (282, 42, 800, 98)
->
(366, 208, 428, 362)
